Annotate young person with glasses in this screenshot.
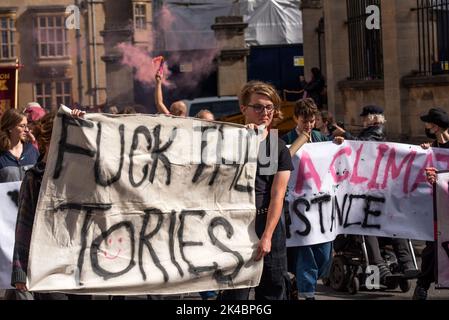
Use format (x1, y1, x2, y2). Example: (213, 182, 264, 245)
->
(219, 81, 293, 300)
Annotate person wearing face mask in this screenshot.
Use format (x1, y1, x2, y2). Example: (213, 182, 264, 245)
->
(413, 107, 449, 300)
(420, 108, 449, 146)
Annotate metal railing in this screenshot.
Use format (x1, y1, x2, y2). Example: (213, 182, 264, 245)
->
(346, 0, 383, 80)
(414, 0, 449, 75)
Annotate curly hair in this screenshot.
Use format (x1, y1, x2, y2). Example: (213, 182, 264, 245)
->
(0, 109, 26, 152)
(33, 112, 56, 156)
(294, 98, 318, 119)
(239, 81, 283, 121)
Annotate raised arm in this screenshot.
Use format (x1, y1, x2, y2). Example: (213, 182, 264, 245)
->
(155, 74, 171, 115)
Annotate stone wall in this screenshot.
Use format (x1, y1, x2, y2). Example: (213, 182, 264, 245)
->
(212, 16, 249, 97)
(303, 0, 449, 143)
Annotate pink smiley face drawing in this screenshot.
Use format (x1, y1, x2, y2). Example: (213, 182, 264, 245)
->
(96, 225, 134, 274)
(101, 237, 123, 260)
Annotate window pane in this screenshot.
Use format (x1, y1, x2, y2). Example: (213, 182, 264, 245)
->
(56, 82, 62, 94)
(40, 17, 46, 28)
(55, 17, 62, 27)
(48, 17, 54, 27)
(45, 98, 51, 108)
(56, 29, 62, 41)
(1, 31, 7, 44)
(57, 43, 63, 56)
(40, 29, 47, 42)
(64, 96, 71, 106)
(1, 18, 7, 29)
(64, 81, 71, 93)
(41, 44, 48, 56)
(2, 46, 8, 58)
(138, 18, 145, 29)
(10, 18, 14, 29)
(49, 29, 55, 42)
(57, 97, 63, 107)
(36, 83, 42, 95)
(45, 83, 52, 94)
(37, 97, 44, 107)
(49, 43, 55, 56)
(11, 45, 15, 57)
(10, 31, 14, 42)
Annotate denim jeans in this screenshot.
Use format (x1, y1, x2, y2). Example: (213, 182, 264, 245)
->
(293, 241, 332, 298)
(220, 212, 289, 300)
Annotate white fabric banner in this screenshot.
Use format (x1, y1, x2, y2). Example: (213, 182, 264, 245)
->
(0, 181, 21, 289)
(163, 0, 303, 49)
(436, 171, 449, 289)
(27, 106, 263, 295)
(286, 141, 449, 247)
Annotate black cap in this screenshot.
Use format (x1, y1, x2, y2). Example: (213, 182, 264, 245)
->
(420, 107, 449, 129)
(359, 105, 384, 117)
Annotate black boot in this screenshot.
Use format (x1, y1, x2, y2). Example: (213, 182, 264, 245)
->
(402, 262, 420, 278)
(379, 264, 396, 289)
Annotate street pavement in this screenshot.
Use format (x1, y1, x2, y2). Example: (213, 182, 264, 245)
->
(1, 243, 448, 300)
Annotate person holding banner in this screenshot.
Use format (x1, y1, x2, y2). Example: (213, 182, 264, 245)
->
(0, 108, 39, 183)
(220, 81, 293, 300)
(8, 109, 85, 300)
(413, 107, 449, 300)
(282, 98, 335, 300)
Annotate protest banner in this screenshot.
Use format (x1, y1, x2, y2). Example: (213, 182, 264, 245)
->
(27, 106, 263, 295)
(286, 141, 449, 247)
(0, 181, 21, 289)
(436, 171, 449, 289)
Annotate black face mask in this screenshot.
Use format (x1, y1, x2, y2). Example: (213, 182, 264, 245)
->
(425, 128, 437, 139)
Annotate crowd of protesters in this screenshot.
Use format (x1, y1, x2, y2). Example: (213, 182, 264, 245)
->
(1, 69, 447, 301)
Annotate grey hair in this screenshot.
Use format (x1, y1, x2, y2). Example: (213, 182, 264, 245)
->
(364, 114, 386, 125)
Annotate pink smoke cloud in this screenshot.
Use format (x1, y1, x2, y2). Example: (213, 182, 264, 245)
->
(117, 43, 172, 87)
(117, 5, 220, 91)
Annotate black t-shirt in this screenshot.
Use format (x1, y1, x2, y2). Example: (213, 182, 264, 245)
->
(255, 135, 294, 209)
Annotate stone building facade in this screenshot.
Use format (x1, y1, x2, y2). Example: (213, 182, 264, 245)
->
(301, 0, 449, 142)
(0, 0, 153, 112)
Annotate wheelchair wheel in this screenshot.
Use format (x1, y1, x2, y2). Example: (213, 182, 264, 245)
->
(347, 276, 359, 295)
(399, 279, 411, 293)
(329, 256, 349, 291)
